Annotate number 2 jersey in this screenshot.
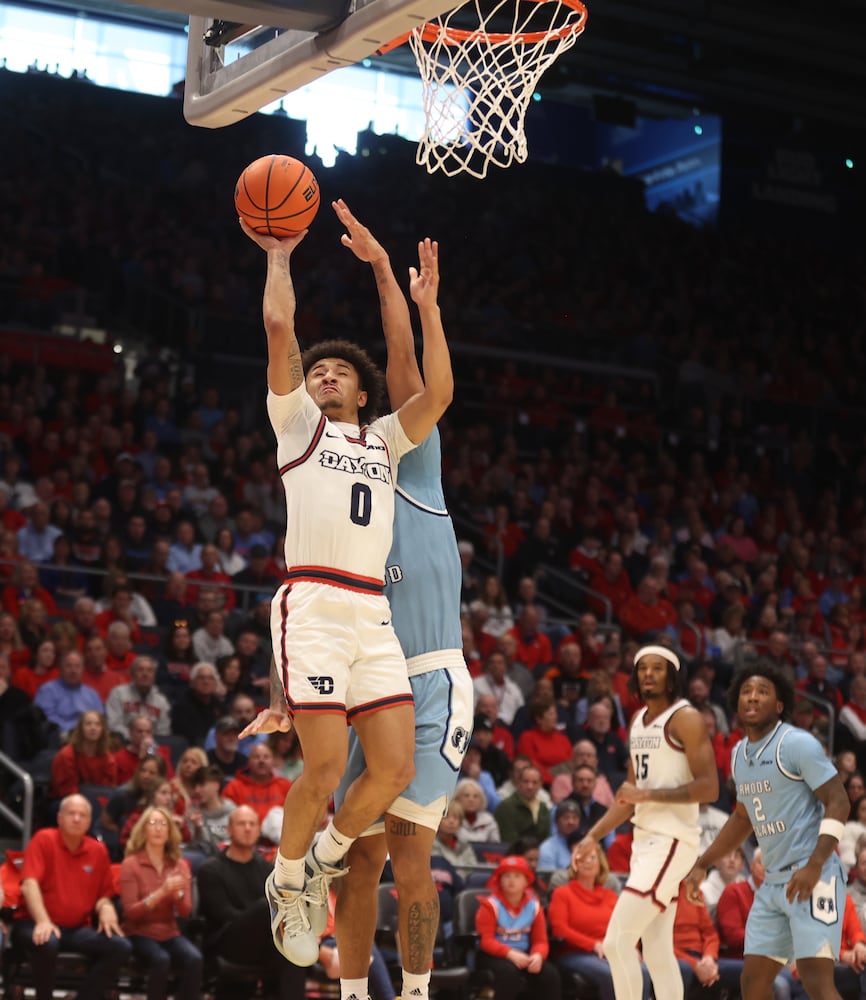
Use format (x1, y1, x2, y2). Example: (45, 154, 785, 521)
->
(267, 385, 416, 586)
(731, 721, 838, 884)
(629, 698, 701, 847)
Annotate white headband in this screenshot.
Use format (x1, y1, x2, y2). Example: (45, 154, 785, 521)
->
(634, 645, 681, 672)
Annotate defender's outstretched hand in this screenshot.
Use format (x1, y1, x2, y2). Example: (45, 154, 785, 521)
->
(239, 217, 307, 253)
(408, 238, 439, 309)
(333, 199, 388, 263)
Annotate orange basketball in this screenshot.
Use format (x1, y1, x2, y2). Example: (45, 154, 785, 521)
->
(234, 154, 320, 237)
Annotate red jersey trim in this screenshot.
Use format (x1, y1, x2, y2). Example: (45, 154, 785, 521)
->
(288, 700, 347, 715)
(278, 413, 326, 475)
(285, 566, 384, 594)
(347, 693, 415, 720)
(622, 836, 679, 911)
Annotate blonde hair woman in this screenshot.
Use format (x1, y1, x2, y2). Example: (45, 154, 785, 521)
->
(171, 746, 208, 806)
(120, 805, 202, 999)
(548, 840, 650, 1000)
(431, 799, 477, 867)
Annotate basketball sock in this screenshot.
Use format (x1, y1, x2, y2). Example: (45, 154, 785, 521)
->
(402, 969, 431, 999)
(315, 821, 355, 866)
(340, 977, 368, 1000)
(273, 851, 305, 891)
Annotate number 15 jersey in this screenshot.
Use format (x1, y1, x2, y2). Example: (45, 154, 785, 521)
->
(267, 385, 416, 585)
(629, 698, 701, 847)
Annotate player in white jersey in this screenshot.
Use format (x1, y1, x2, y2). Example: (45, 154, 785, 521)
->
(329, 199, 474, 1000)
(684, 662, 850, 1000)
(574, 644, 719, 1000)
(239, 215, 454, 970)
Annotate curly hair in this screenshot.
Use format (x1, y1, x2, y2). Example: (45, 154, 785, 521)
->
(301, 338, 385, 424)
(727, 659, 795, 719)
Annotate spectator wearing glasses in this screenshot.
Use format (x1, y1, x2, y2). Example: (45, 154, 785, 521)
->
(119, 805, 202, 1000)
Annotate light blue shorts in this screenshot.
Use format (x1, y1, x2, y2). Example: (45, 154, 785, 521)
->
(335, 659, 474, 832)
(745, 855, 846, 963)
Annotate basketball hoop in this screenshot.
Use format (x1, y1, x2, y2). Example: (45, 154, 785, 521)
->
(380, 0, 588, 179)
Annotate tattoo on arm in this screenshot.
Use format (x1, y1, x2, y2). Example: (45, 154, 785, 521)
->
(289, 351, 304, 384)
(269, 656, 288, 712)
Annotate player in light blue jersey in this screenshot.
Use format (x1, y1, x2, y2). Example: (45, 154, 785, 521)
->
(685, 661, 850, 1000)
(329, 200, 473, 1000)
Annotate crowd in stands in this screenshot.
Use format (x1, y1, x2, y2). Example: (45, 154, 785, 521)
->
(1, 61, 866, 1000)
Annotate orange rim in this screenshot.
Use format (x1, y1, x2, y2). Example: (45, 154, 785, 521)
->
(377, 0, 587, 55)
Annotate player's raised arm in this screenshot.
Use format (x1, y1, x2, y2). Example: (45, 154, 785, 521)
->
(240, 218, 307, 396)
(333, 198, 423, 408)
(394, 239, 454, 443)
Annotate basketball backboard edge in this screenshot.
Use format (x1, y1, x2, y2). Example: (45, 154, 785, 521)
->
(183, 0, 457, 129)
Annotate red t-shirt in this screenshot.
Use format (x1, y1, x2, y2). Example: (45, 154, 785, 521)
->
(11, 665, 58, 699)
(81, 667, 130, 703)
(49, 744, 118, 798)
(114, 745, 175, 785)
(20, 828, 114, 928)
(222, 771, 292, 824)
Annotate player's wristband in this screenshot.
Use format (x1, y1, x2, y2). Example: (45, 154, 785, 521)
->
(819, 818, 845, 841)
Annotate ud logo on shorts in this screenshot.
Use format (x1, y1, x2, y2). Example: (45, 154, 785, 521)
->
(309, 676, 335, 695)
(451, 726, 471, 756)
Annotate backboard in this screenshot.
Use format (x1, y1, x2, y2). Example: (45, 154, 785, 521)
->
(183, 0, 460, 128)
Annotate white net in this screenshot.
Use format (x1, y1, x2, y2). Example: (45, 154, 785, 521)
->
(408, 0, 588, 178)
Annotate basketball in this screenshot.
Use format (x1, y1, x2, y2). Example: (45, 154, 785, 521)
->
(234, 154, 320, 237)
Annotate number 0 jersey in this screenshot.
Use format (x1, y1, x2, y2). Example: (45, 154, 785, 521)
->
(267, 385, 415, 586)
(629, 698, 700, 846)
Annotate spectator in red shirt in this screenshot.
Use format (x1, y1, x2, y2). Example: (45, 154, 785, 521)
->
(114, 715, 175, 785)
(81, 634, 129, 703)
(507, 606, 553, 676)
(185, 542, 236, 612)
(1, 560, 58, 618)
(0, 609, 30, 671)
(671, 882, 739, 996)
(617, 576, 678, 641)
(475, 692, 516, 760)
(516, 697, 574, 786)
(221, 743, 292, 826)
(10, 794, 131, 997)
(475, 854, 560, 1000)
(94, 584, 142, 645)
(70, 596, 100, 653)
(589, 551, 634, 620)
(49, 709, 117, 799)
(483, 503, 526, 563)
(119, 804, 202, 999)
(105, 621, 137, 674)
(11, 637, 57, 698)
(0, 485, 26, 532)
(548, 840, 647, 1000)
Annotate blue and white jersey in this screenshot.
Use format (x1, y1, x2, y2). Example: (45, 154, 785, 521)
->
(385, 428, 462, 672)
(732, 721, 838, 883)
